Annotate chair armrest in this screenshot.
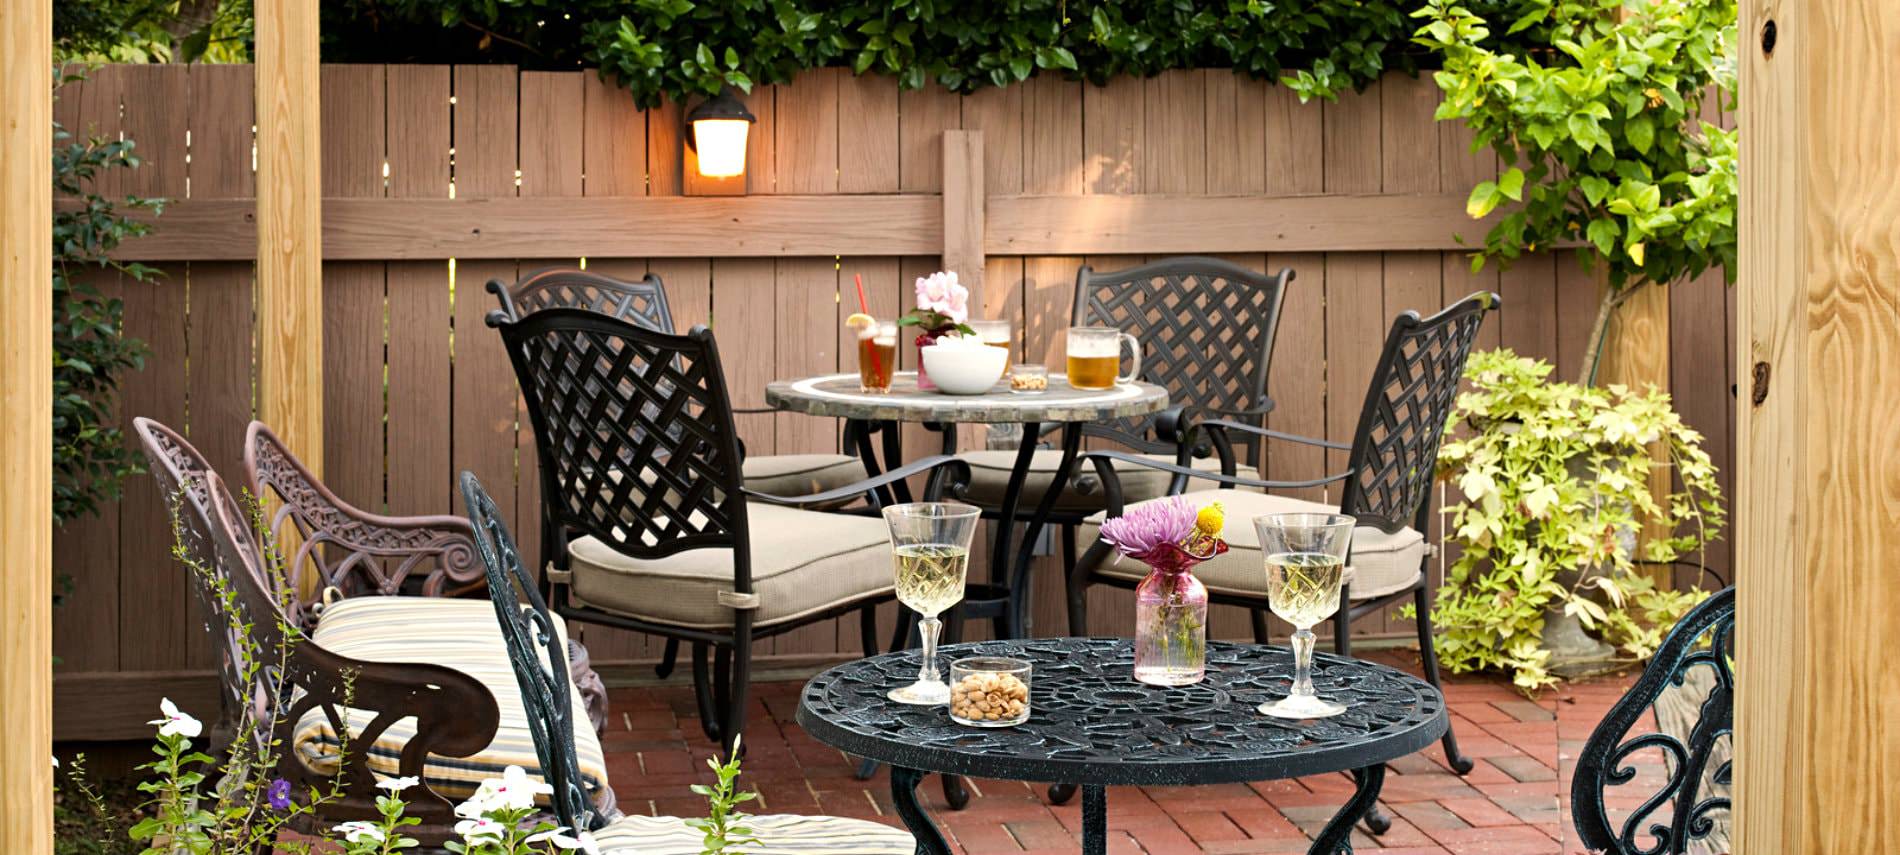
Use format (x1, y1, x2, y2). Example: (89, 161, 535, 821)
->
(276, 640, 501, 818)
(1201, 418, 1351, 451)
(1078, 449, 1350, 517)
(743, 455, 972, 507)
(732, 405, 779, 415)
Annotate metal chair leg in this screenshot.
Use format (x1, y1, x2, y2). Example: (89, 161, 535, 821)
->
(859, 603, 880, 656)
(655, 637, 680, 679)
(1250, 609, 1271, 644)
(1047, 782, 1077, 805)
(941, 773, 970, 810)
(1415, 584, 1475, 774)
(690, 642, 722, 744)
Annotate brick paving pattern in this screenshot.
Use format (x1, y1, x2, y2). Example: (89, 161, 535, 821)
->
(602, 650, 1647, 854)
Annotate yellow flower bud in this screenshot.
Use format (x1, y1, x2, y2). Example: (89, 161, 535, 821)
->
(1194, 502, 1225, 538)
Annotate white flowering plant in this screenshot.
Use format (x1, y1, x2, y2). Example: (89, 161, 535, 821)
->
(897, 270, 976, 339)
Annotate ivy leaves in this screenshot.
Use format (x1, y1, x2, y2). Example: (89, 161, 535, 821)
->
(1414, 0, 1738, 291)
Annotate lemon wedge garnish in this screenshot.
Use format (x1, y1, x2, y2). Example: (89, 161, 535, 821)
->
(846, 312, 877, 329)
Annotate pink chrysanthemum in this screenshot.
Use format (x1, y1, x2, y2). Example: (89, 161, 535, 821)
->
(1099, 496, 1200, 561)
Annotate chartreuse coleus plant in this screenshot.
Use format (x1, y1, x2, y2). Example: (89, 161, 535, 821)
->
(1417, 350, 1723, 690)
(1414, 0, 1737, 386)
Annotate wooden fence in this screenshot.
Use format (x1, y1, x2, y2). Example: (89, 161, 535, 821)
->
(52, 63, 1736, 739)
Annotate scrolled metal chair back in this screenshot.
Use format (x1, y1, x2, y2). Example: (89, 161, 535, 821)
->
(487, 266, 675, 332)
(1340, 292, 1498, 533)
(461, 471, 598, 832)
(495, 308, 751, 569)
(133, 417, 285, 756)
(1073, 257, 1290, 451)
(1573, 587, 1734, 855)
(245, 421, 484, 629)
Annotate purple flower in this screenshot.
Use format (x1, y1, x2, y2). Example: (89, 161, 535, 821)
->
(267, 778, 292, 810)
(1099, 497, 1200, 561)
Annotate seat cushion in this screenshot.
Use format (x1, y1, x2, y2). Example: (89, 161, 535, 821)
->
(566, 501, 893, 629)
(1082, 490, 1427, 601)
(961, 448, 1225, 513)
(290, 597, 609, 808)
(592, 814, 912, 854)
(741, 453, 867, 497)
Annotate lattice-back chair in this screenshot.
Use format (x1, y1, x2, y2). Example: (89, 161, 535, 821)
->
(244, 420, 609, 730)
(492, 308, 970, 754)
(1573, 587, 1733, 855)
(1066, 292, 1499, 776)
(134, 417, 502, 845)
(461, 471, 916, 853)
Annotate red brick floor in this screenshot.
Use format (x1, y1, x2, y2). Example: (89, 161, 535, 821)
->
(601, 650, 1640, 854)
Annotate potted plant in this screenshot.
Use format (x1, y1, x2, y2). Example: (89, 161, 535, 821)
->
(897, 271, 975, 391)
(1425, 350, 1723, 690)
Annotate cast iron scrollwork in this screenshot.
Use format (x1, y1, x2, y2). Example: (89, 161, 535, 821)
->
(1572, 587, 1734, 855)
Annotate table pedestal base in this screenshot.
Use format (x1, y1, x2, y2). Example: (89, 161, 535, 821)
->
(893, 764, 1388, 855)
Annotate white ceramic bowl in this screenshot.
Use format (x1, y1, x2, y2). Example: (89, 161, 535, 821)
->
(921, 343, 1008, 395)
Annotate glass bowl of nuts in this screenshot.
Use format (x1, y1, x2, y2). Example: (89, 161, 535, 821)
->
(1008, 364, 1048, 395)
(949, 657, 1032, 727)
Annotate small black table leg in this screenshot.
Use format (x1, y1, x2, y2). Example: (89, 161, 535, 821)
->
(1047, 782, 1077, 805)
(1007, 423, 1083, 638)
(940, 773, 970, 810)
(890, 766, 953, 855)
(854, 756, 878, 781)
(1081, 785, 1108, 855)
(1363, 803, 1392, 835)
(1308, 765, 1386, 854)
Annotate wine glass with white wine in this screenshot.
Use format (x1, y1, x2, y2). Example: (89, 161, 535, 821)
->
(883, 503, 981, 705)
(1253, 513, 1355, 719)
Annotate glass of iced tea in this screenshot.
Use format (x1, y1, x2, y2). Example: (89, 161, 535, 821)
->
(966, 318, 1012, 378)
(1065, 327, 1141, 390)
(857, 320, 898, 393)
(882, 502, 980, 705)
(1252, 513, 1356, 719)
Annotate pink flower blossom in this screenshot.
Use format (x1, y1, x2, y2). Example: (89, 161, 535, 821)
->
(1099, 497, 1200, 561)
(913, 271, 968, 322)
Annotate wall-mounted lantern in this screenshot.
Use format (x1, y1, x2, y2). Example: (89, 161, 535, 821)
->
(685, 89, 756, 179)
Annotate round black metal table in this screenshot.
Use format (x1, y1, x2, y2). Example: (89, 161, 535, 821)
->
(796, 638, 1448, 855)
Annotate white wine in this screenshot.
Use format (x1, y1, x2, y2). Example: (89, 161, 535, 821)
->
(1264, 552, 1345, 628)
(893, 543, 969, 617)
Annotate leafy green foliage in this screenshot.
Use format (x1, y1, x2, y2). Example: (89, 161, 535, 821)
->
(685, 737, 762, 855)
(1415, 0, 1737, 292)
(1422, 350, 1724, 690)
(53, 73, 164, 525)
(55, 0, 251, 63)
(319, 0, 1559, 106)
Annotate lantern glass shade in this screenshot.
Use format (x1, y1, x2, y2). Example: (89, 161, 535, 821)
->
(691, 118, 751, 178)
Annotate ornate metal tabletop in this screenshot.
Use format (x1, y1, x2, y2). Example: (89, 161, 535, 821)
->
(798, 637, 1446, 786)
(799, 638, 1445, 855)
(765, 372, 1169, 424)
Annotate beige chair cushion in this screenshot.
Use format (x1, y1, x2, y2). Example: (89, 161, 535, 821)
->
(565, 501, 892, 629)
(290, 598, 610, 808)
(961, 448, 1226, 513)
(592, 814, 911, 854)
(741, 453, 867, 497)
(1082, 490, 1427, 601)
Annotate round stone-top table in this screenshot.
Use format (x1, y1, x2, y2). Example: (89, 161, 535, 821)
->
(797, 638, 1448, 855)
(764, 371, 1170, 423)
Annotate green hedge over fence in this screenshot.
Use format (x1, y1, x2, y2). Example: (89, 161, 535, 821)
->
(323, 0, 1548, 106)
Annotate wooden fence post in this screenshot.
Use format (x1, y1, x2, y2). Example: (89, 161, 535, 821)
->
(1, 0, 53, 851)
(255, 0, 324, 474)
(1736, 0, 1900, 850)
(942, 130, 985, 305)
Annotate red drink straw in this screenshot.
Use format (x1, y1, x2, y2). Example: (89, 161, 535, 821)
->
(853, 273, 871, 313)
(853, 273, 882, 379)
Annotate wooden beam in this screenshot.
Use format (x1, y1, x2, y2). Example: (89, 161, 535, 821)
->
(1736, 0, 1900, 850)
(93, 192, 1508, 262)
(1, 0, 53, 849)
(255, 0, 324, 477)
(54, 672, 221, 742)
(942, 130, 985, 304)
(985, 193, 1504, 254)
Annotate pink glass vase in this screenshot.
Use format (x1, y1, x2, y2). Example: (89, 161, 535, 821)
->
(1132, 541, 1223, 686)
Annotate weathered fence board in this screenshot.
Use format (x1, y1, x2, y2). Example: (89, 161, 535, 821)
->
(51, 65, 1738, 740)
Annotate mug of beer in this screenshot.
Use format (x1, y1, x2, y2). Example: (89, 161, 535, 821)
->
(1065, 327, 1140, 390)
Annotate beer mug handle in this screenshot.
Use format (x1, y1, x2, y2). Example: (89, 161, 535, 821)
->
(1117, 332, 1142, 385)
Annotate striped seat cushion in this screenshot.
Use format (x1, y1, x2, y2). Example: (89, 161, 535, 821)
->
(289, 597, 609, 808)
(592, 814, 913, 854)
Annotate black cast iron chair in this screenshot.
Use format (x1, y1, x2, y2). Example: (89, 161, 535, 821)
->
(1573, 587, 1734, 855)
(951, 256, 1292, 638)
(490, 308, 971, 756)
(1066, 292, 1500, 777)
(460, 470, 915, 853)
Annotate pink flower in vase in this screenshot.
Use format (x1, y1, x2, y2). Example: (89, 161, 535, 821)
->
(1100, 497, 1228, 686)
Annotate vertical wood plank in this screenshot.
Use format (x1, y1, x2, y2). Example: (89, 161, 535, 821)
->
(256, 0, 326, 480)
(116, 65, 192, 671)
(960, 84, 1023, 195)
(1670, 270, 1733, 579)
(1143, 70, 1206, 194)
(1498, 253, 1559, 362)
(319, 65, 387, 518)
(385, 66, 453, 518)
(942, 130, 985, 304)
(712, 259, 778, 457)
(1083, 77, 1143, 194)
(774, 70, 839, 195)
(1264, 86, 1325, 195)
(1, 1, 53, 847)
(899, 83, 961, 192)
(184, 65, 256, 499)
(1022, 76, 1083, 196)
(582, 72, 646, 198)
(1554, 256, 1602, 382)
(449, 66, 519, 536)
(1205, 73, 1267, 196)
(839, 74, 900, 194)
(646, 97, 685, 197)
